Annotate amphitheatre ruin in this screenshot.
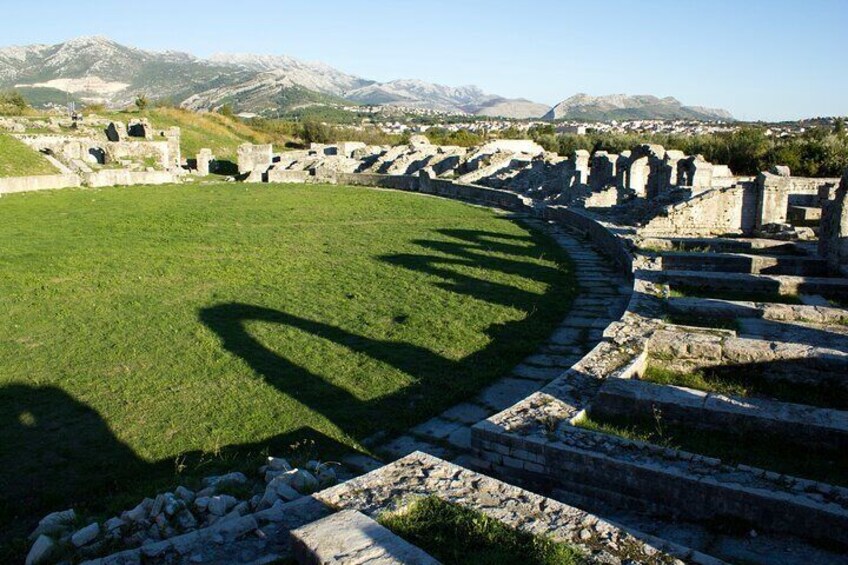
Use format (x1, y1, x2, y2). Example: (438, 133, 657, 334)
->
(2, 112, 848, 565)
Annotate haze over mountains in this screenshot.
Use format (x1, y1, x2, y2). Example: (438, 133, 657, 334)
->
(0, 36, 734, 121)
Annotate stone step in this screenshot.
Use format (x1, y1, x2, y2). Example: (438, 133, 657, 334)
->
(660, 252, 831, 277)
(522, 353, 581, 369)
(290, 509, 439, 565)
(594, 377, 848, 451)
(547, 327, 586, 345)
(512, 363, 568, 381)
(439, 402, 492, 424)
(410, 417, 464, 441)
(475, 377, 543, 410)
(641, 236, 807, 256)
(473, 415, 848, 547)
(666, 296, 848, 325)
(540, 344, 586, 356)
(661, 270, 848, 300)
(648, 327, 848, 389)
(737, 317, 848, 350)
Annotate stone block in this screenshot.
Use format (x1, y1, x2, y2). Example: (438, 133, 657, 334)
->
(290, 510, 439, 565)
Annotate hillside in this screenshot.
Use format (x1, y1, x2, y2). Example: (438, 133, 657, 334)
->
(0, 133, 57, 177)
(2, 36, 252, 108)
(474, 98, 550, 119)
(102, 107, 286, 161)
(544, 93, 733, 121)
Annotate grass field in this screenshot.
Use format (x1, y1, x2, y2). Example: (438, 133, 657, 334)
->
(0, 133, 57, 177)
(0, 183, 575, 557)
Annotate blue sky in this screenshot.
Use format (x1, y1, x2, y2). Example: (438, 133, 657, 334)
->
(3, 0, 846, 121)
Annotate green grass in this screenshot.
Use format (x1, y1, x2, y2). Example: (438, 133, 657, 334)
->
(0, 133, 57, 177)
(379, 496, 585, 564)
(0, 183, 576, 559)
(643, 365, 746, 397)
(576, 412, 848, 486)
(101, 107, 287, 162)
(643, 364, 848, 410)
(668, 284, 803, 304)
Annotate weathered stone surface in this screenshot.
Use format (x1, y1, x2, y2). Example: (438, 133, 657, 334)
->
(71, 522, 100, 547)
(290, 509, 439, 565)
(25, 535, 57, 565)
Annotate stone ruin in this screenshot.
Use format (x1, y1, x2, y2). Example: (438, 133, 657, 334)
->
(22, 134, 848, 565)
(0, 116, 189, 195)
(232, 135, 844, 243)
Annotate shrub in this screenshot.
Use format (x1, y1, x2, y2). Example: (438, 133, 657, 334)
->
(0, 91, 28, 116)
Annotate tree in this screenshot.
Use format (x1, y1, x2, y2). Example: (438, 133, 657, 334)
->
(299, 119, 334, 144)
(0, 90, 29, 116)
(218, 104, 234, 118)
(134, 94, 149, 111)
(834, 118, 845, 135)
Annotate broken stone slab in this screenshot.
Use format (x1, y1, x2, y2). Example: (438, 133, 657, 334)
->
(25, 535, 57, 565)
(206, 494, 238, 516)
(202, 471, 248, 489)
(71, 522, 100, 547)
(266, 456, 292, 472)
(278, 468, 319, 493)
(290, 509, 439, 565)
(30, 508, 76, 540)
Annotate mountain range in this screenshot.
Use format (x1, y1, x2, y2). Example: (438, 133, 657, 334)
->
(0, 36, 733, 121)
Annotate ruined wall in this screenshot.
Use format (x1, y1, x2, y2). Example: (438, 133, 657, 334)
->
(0, 173, 82, 195)
(237, 144, 273, 175)
(334, 173, 419, 191)
(755, 172, 840, 228)
(109, 141, 172, 169)
(819, 170, 848, 274)
(84, 170, 177, 188)
(641, 183, 759, 236)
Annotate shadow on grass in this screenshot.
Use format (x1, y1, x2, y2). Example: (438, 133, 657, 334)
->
(0, 383, 350, 559)
(198, 227, 573, 440)
(1, 225, 574, 557)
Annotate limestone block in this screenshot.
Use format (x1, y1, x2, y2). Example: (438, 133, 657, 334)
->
(290, 510, 439, 565)
(237, 143, 273, 175)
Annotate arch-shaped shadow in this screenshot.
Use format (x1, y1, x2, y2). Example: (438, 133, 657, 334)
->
(198, 224, 575, 442)
(3, 222, 574, 558)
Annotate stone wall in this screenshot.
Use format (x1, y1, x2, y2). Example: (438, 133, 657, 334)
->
(755, 172, 840, 228)
(109, 141, 172, 170)
(472, 414, 848, 544)
(642, 183, 759, 236)
(0, 173, 81, 195)
(84, 170, 178, 188)
(819, 170, 848, 275)
(237, 144, 273, 175)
